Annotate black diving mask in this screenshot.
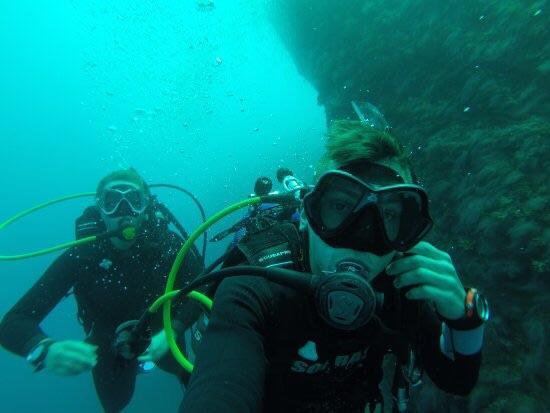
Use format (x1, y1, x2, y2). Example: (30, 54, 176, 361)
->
(303, 169, 433, 256)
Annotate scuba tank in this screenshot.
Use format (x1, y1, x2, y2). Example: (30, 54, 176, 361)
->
(210, 169, 304, 244)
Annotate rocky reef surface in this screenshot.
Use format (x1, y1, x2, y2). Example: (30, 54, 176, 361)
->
(270, 1, 549, 411)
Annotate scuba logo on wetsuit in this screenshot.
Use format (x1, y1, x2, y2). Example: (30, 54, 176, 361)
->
(258, 249, 291, 264)
(290, 346, 370, 375)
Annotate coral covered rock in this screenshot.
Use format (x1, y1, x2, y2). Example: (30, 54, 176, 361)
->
(270, 1, 549, 411)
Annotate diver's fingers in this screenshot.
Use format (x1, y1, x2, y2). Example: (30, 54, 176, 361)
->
(394, 268, 453, 291)
(64, 350, 97, 368)
(54, 356, 95, 376)
(406, 241, 451, 261)
(387, 255, 454, 277)
(63, 340, 98, 357)
(405, 284, 451, 305)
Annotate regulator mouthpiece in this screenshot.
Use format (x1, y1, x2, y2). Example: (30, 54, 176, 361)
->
(121, 226, 137, 241)
(118, 218, 138, 240)
(316, 261, 378, 330)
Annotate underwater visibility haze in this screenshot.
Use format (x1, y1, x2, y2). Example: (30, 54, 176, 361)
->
(1, 0, 548, 412)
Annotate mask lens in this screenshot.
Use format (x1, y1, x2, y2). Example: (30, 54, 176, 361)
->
(101, 190, 123, 213)
(317, 175, 364, 231)
(125, 190, 144, 211)
(379, 190, 425, 248)
(379, 192, 404, 242)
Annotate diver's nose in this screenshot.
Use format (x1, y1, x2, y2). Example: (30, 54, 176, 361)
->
(114, 199, 134, 216)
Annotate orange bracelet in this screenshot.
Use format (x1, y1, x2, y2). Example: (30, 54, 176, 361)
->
(465, 288, 477, 318)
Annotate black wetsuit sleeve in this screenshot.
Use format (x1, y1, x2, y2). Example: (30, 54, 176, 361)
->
(0, 249, 79, 356)
(179, 275, 275, 413)
(410, 302, 482, 396)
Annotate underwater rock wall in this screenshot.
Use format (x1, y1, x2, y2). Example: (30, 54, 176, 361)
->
(271, 0, 549, 127)
(270, 1, 549, 411)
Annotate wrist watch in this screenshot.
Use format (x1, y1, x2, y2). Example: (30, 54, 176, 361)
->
(442, 288, 490, 331)
(26, 339, 55, 372)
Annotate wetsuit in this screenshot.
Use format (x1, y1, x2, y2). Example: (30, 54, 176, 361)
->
(179, 227, 483, 412)
(0, 227, 203, 413)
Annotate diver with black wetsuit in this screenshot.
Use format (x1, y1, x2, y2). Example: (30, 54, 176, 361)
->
(179, 122, 488, 413)
(0, 169, 204, 413)
(210, 171, 301, 248)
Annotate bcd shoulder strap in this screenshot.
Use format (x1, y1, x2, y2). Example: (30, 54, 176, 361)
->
(75, 206, 106, 239)
(237, 222, 304, 270)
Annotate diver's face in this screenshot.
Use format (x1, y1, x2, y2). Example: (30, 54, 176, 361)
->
(307, 159, 412, 281)
(97, 180, 149, 249)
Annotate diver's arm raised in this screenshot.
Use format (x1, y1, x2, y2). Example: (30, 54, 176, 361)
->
(389, 242, 484, 396)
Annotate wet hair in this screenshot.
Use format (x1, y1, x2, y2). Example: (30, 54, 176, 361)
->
(96, 168, 151, 197)
(317, 120, 415, 181)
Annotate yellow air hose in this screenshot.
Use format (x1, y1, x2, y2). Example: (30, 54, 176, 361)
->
(156, 196, 262, 372)
(0, 193, 97, 261)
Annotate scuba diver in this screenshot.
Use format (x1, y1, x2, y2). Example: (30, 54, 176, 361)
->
(229, 176, 277, 246)
(0, 168, 204, 413)
(232, 171, 302, 245)
(211, 170, 302, 248)
(178, 120, 488, 412)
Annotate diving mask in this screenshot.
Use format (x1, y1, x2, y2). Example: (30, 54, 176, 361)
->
(97, 185, 149, 216)
(303, 170, 433, 256)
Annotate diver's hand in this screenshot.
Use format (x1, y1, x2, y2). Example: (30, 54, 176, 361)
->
(138, 330, 170, 362)
(386, 241, 466, 320)
(44, 340, 98, 376)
